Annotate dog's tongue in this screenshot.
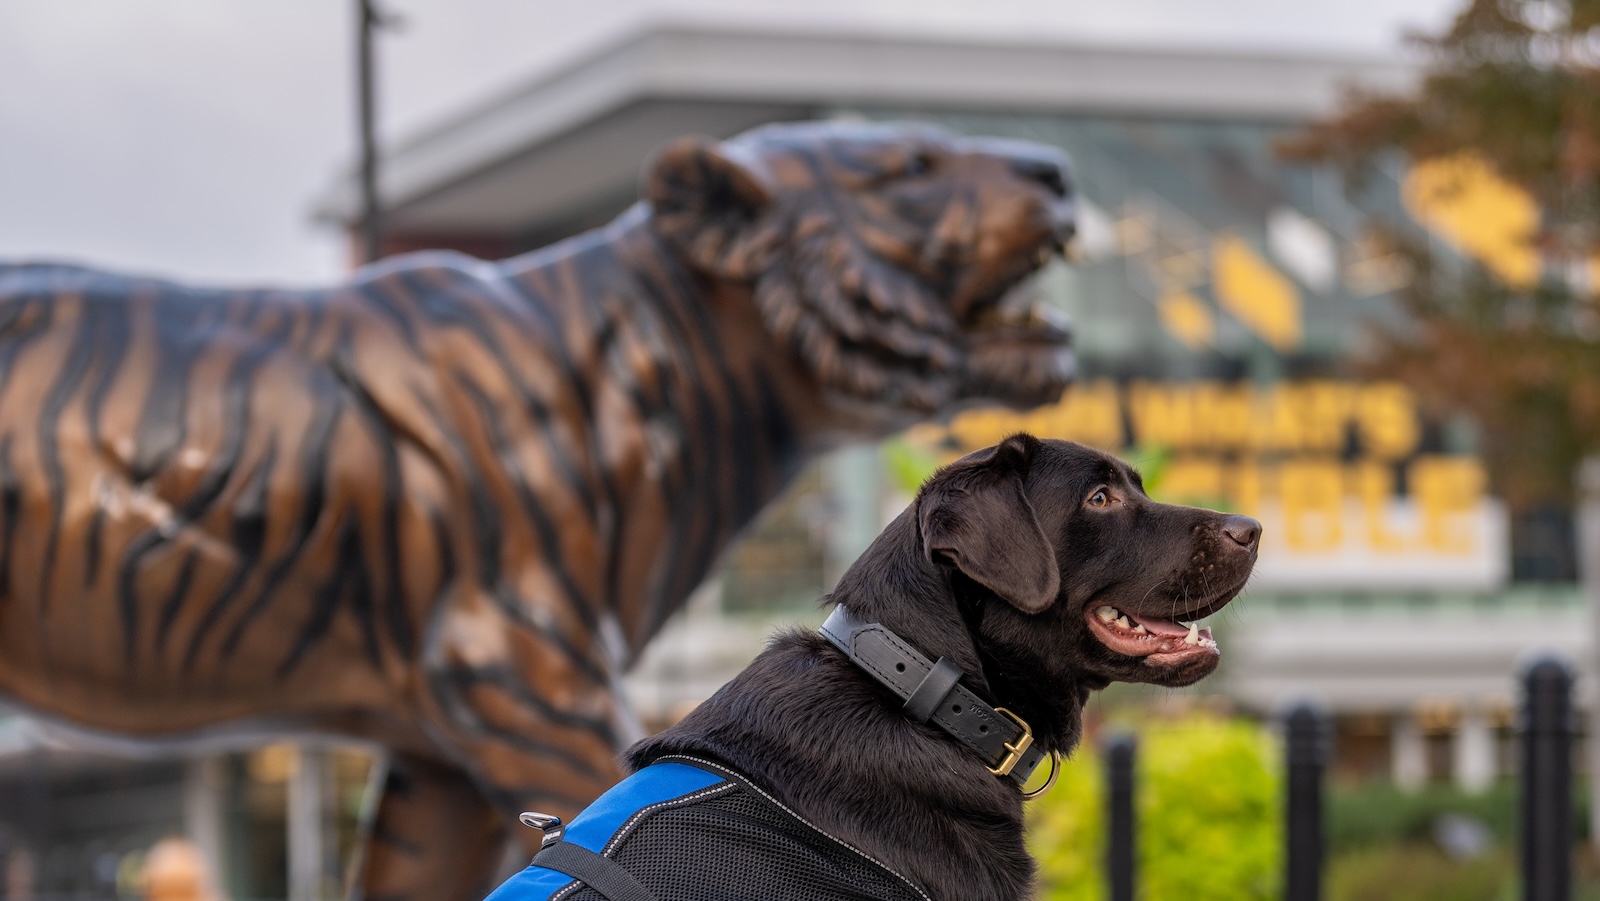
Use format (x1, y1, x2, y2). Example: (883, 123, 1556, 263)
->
(1124, 612, 1191, 638)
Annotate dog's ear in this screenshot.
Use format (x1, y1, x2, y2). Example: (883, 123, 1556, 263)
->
(919, 435, 1061, 614)
(645, 136, 773, 278)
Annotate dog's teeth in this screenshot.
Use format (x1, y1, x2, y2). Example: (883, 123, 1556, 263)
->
(1199, 637, 1218, 649)
(1131, 623, 1149, 634)
(1095, 606, 1117, 622)
(1115, 615, 1132, 629)
(1184, 621, 1200, 645)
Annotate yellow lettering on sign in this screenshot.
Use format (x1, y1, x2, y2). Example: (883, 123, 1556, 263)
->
(1191, 382, 1252, 451)
(1352, 460, 1407, 552)
(1127, 382, 1194, 448)
(947, 380, 1127, 452)
(1155, 456, 1225, 505)
(1212, 233, 1303, 351)
(948, 407, 1026, 451)
(1280, 459, 1343, 551)
(1402, 153, 1540, 290)
(1301, 382, 1357, 452)
(1158, 291, 1216, 349)
(1050, 380, 1125, 450)
(1409, 456, 1485, 553)
(916, 381, 1494, 561)
(1228, 458, 1264, 522)
(1263, 385, 1308, 453)
(1356, 383, 1420, 460)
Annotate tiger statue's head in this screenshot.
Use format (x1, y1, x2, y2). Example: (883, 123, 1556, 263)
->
(645, 121, 1077, 424)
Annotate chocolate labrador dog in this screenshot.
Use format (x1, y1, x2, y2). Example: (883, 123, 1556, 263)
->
(493, 435, 1259, 901)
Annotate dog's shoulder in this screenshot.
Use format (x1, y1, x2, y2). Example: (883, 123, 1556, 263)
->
(626, 628, 1038, 901)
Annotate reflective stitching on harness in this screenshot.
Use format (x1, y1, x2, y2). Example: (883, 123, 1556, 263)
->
(601, 781, 738, 856)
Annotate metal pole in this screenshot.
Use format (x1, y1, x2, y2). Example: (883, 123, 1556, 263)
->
(181, 755, 227, 898)
(1520, 655, 1574, 901)
(357, 0, 382, 264)
(1285, 704, 1329, 901)
(287, 746, 327, 901)
(1105, 733, 1136, 901)
(1578, 457, 1600, 848)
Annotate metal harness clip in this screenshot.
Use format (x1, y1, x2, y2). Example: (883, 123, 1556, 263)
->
(518, 811, 566, 848)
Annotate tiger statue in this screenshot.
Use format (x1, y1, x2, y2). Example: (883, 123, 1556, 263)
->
(0, 120, 1076, 900)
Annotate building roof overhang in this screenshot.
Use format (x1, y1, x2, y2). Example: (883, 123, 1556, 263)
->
(314, 22, 1414, 240)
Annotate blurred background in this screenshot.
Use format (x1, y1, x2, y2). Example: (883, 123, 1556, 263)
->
(3, 0, 1593, 898)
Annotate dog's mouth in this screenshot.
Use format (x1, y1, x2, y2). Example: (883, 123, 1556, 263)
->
(1083, 601, 1224, 661)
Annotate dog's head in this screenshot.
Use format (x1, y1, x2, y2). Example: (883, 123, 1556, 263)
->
(914, 434, 1259, 696)
(645, 121, 1076, 425)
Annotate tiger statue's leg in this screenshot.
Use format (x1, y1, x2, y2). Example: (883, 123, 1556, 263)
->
(355, 753, 508, 901)
(368, 589, 626, 898)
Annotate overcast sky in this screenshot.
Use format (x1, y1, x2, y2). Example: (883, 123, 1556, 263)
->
(0, 0, 1460, 287)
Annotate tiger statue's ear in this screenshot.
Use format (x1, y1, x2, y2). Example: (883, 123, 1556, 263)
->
(645, 136, 774, 279)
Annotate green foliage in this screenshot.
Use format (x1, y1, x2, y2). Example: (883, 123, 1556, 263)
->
(1028, 714, 1281, 900)
(1326, 846, 1513, 901)
(1120, 445, 1171, 495)
(881, 436, 943, 495)
(1327, 780, 1519, 853)
(1027, 739, 1106, 901)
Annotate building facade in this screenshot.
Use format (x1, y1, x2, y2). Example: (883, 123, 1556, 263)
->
(5, 20, 1589, 898)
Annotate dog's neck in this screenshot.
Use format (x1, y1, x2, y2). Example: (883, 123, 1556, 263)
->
(828, 508, 1090, 755)
(827, 510, 986, 668)
(627, 510, 1090, 900)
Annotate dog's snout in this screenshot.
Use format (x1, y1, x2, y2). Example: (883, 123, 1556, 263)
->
(1221, 515, 1262, 550)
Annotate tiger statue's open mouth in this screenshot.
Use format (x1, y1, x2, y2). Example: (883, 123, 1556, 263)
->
(646, 121, 1077, 422)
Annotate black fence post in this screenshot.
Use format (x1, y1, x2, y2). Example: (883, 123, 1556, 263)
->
(1521, 655, 1574, 901)
(1105, 733, 1136, 901)
(1285, 703, 1329, 901)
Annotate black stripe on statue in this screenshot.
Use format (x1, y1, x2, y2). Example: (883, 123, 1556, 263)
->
(533, 842, 657, 901)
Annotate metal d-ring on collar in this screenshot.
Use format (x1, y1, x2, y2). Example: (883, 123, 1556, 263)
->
(819, 605, 1061, 799)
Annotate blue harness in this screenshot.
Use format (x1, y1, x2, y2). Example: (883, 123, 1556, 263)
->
(486, 757, 929, 901)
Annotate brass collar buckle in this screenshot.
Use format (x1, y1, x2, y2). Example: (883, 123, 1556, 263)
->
(986, 707, 1034, 777)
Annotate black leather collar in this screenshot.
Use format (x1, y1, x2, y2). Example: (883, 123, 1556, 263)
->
(819, 605, 1052, 792)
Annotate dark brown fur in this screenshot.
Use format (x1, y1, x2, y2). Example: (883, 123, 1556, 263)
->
(631, 435, 1260, 900)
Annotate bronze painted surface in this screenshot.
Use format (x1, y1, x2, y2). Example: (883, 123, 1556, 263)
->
(0, 121, 1075, 899)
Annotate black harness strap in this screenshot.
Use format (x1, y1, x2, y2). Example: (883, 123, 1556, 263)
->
(532, 842, 658, 901)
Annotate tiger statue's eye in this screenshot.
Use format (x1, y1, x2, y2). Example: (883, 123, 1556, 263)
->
(903, 151, 935, 178)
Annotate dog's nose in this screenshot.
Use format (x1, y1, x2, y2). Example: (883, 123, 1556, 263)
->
(1221, 515, 1262, 550)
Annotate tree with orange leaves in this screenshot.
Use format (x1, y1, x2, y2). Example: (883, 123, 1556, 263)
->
(1285, 0, 1600, 531)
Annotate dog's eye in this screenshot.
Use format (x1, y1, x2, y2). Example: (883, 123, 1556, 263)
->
(1088, 489, 1110, 508)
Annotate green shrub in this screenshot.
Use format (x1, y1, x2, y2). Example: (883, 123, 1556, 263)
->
(1027, 737, 1106, 901)
(1327, 781, 1518, 854)
(1028, 713, 1281, 900)
(1326, 845, 1512, 901)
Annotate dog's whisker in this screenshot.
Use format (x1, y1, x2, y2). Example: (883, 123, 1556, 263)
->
(1137, 580, 1168, 606)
